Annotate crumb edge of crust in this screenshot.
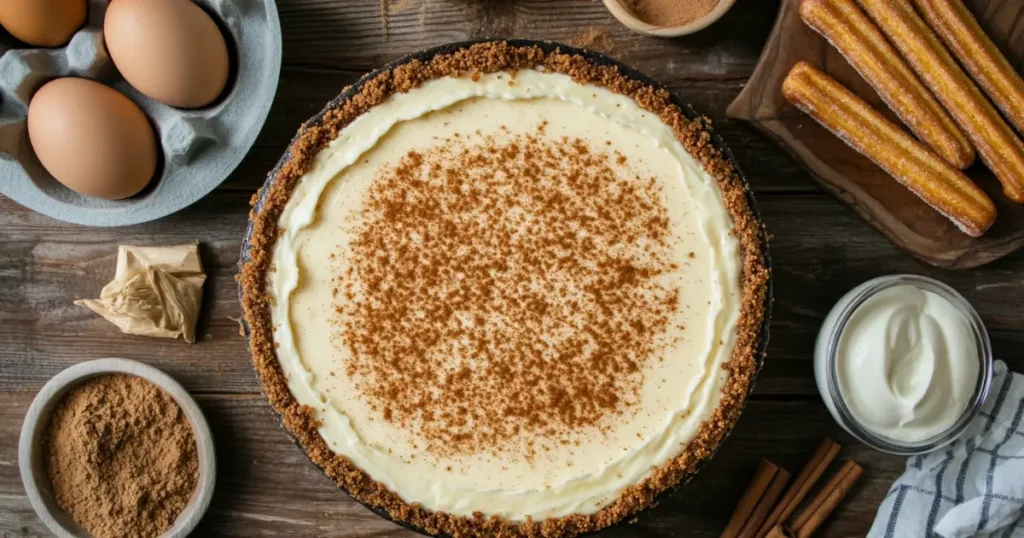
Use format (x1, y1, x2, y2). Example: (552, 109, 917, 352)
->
(239, 41, 769, 538)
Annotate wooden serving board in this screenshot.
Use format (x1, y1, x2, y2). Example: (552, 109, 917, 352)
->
(727, 0, 1024, 269)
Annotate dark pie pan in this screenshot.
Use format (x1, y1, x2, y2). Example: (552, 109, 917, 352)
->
(239, 38, 773, 537)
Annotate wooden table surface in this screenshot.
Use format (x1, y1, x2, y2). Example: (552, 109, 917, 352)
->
(3, 1, 1023, 537)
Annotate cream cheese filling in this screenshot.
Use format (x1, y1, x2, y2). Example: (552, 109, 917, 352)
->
(268, 70, 742, 520)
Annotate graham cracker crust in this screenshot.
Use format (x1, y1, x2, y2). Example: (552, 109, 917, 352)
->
(240, 40, 770, 538)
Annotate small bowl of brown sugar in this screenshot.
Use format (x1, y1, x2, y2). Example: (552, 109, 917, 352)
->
(18, 358, 216, 538)
(603, 0, 738, 37)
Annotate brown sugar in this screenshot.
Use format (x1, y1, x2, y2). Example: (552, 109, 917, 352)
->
(570, 28, 616, 54)
(45, 374, 199, 538)
(624, 0, 720, 28)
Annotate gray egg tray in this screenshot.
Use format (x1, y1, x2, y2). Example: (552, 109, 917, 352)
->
(0, 0, 281, 226)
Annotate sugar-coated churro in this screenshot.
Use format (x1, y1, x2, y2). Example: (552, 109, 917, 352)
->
(800, 0, 974, 169)
(913, 0, 1024, 136)
(783, 62, 997, 237)
(856, 0, 1024, 203)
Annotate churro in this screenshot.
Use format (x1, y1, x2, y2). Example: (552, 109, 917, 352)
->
(800, 0, 973, 169)
(914, 0, 1024, 136)
(856, 0, 1024, 203)
(783, 62, 996, 237)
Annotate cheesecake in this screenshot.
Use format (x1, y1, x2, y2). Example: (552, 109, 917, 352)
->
(241, 41, 769, 537)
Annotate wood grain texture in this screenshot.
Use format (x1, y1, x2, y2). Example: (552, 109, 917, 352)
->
(0, 393, 903, 538)
(728, 0, 1024, 268)
(1, 0, 1023, 536)
(4, 191, 1022, 396)
(279, 0, 772, 76)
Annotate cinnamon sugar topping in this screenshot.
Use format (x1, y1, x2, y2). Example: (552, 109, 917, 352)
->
(333, 129, 683, 457)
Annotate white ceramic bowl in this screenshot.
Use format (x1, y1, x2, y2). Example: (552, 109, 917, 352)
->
(18, 358, 216, 538)
(602, 0, 739, 37)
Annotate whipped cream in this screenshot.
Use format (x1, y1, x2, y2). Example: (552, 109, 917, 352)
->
(834, 284, 980, 443)
(268, 70, 742, 520)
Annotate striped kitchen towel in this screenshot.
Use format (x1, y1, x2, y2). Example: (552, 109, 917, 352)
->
(869, 361, 1024, 538)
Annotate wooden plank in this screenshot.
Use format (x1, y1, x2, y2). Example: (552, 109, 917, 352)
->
(2, 0, 996, 536)
(81, 0, 804, 200)
(2, 192, 1021, 396)
(276, 0, 776, 77)
(0, 392, 900, 537)
(178, 1, 805, 195)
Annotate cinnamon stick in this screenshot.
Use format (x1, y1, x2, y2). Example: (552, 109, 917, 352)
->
(754, 438, 841, 538)
(721, 460, 780, 538)
(792, 460, 864, 538)
(765, 525, 796, 538)
(737, 467, 791, 538)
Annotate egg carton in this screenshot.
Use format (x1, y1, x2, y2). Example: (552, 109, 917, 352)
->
(0, 0, 281, 226)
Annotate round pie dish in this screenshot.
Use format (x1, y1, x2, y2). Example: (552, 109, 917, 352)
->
(239, 39, 771, 537)
(18, 358, 216, 538)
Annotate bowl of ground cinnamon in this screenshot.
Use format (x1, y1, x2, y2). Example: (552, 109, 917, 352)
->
(18, 358, 216, 538)
(603, 0, 737, 37)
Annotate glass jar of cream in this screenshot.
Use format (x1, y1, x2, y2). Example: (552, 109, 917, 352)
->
(814, 275, 993, 454)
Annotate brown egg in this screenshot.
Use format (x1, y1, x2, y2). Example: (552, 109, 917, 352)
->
(28, 78, 158, 200)
(105, 0, 230, 109)
(0, 0, 87, 47)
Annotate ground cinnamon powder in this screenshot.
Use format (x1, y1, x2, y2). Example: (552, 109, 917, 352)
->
(45, 374, 199, 538)
(625, 0, 720, 27)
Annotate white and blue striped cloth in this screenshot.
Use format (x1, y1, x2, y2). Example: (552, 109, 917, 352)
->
(869, 361, 1024, 538)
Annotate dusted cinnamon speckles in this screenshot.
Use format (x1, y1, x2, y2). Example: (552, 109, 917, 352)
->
(334, 130, 680, 459)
